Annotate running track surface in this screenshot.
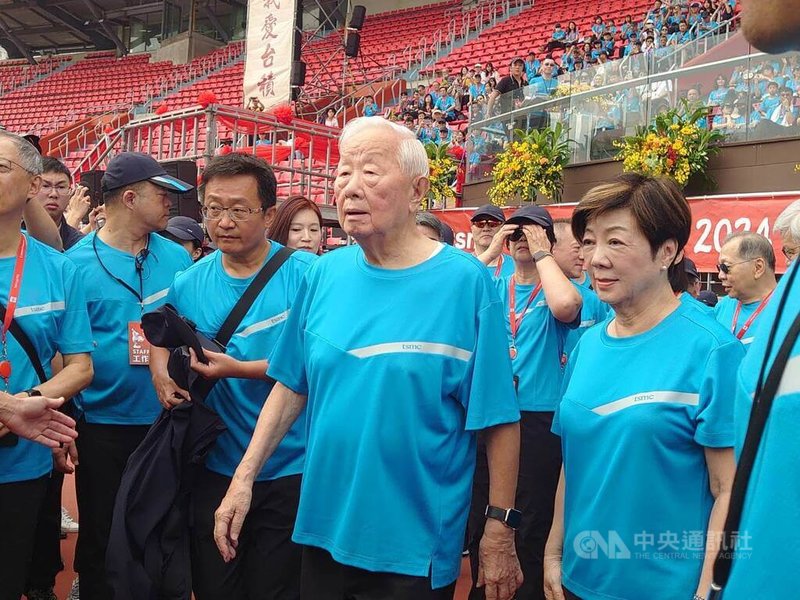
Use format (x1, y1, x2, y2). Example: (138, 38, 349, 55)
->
(55, 475, 473, 599)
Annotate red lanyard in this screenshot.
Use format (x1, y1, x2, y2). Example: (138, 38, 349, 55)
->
(509, 276, 542, 345)
(494, 254, 505, 277)
(731, 290, 773, 340)
(0, 234, 28, 385)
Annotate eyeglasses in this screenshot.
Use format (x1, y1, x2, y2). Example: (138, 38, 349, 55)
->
(201, 205, 264, 222)
(509, 227, 525, 242)
(0, 157, 33, 175)
(471, 219, 502, 229)
(41, 183, 71, 195)
(782, 245, 800, 260)
(717, 259, 755, 274)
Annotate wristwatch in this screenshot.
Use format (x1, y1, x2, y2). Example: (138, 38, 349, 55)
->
(23, 388, 42, 397)
(533, 250, 553, 263)
(485, 505, 522, 530)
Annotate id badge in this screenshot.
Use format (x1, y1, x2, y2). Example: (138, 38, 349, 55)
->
(128, 321, 151, 365)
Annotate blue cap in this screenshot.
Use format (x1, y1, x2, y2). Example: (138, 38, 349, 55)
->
(164, 216, 204, 244)
(101, 152, 194, 194)
(471, 204, 506, 222)
(697, 290, 718, 307)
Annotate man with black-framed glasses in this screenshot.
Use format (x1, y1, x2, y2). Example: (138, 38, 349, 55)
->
(33, 157, 86, 250)
(149, 153, 315, 599)
(65, 152, 194, 600)
(714, 232, 778, 348)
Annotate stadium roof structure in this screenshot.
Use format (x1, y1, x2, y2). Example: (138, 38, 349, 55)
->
(0, 0, 245, 61)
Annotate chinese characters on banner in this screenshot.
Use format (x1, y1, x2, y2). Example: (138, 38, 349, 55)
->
(431, 193, 800, 273)
(244, 0, 296, 110)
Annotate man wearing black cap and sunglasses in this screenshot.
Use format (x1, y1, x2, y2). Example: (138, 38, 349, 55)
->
(469, 205, 581, 600)
(470, 204, 515, 279)
(66, 152, 195, 600)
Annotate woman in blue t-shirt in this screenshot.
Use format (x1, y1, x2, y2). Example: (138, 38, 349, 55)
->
(543, 174, 743, 600)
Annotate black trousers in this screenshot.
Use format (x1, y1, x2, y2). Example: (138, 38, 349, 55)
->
(0, 475, 48, 600)
(468, 411, 562, 600)
(25, 469, 65, 591)
(191, 468, 303, 600)
(300, 545, 457, 600)
(74, 419, 150, 600)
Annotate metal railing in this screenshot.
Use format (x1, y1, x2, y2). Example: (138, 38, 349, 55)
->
(654, 14, 742, 70)
(81, 105, 340, 205)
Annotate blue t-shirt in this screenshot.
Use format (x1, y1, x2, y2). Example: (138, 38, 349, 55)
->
(435, 95, 456, 114)
(553, 303, 743, 600)
(267, 244, 519, 589)
(0, 235, 93, 484)
(724, 264, 800, 599)
(166, 243, 315, 481)
(530, 76, 558, 97)
(714, 295, 772, 348)
(680, 291, 713, 314)
(494, 275, 577, 411)
(67, 232, 192, 424)
(760, 94, 781, 113)
(363, 102, 379, 117)
(487, 253, 515, 279)
(708, 88, 730, 106)
(563, 283, 608, 365)
(572, 273, 592, 290)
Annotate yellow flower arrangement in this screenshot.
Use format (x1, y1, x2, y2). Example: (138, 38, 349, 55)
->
(489, 122, 572, 205)
(615, 101, 725, 187)
(553, 82, 614, 112)
(423, 142, 458, 209)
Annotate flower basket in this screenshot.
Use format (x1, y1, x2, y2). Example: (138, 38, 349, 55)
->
(614, 100, 726, 188)
(488, 122, 572, 205)
(423, 142, 458, 210)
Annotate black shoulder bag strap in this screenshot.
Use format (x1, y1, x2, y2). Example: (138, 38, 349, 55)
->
(710, 265, 800, 599)
(0, 302, 48, 447)
(193, 246, 294, 401)
(214, 246, 294, 349)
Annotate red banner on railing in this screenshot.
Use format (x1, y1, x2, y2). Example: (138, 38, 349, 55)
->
(431, 193, 799, 273)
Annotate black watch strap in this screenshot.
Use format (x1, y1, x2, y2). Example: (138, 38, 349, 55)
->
(23, 388, 42, 397)
(485, 505, 522, 530)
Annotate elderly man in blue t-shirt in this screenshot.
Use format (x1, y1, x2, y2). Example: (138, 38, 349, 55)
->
(214, 117, 523, 600)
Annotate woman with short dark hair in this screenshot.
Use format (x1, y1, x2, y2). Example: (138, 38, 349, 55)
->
(543, 174, 744, 600)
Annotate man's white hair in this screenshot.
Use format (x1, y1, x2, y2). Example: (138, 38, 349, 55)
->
(774, 199, 800, 240)
(339, 116, 429, 179)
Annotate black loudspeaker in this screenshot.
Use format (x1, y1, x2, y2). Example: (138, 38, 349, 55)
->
(349, 5, 366, 30)
(79, 170, 105, 208)
(160, 160, 200, 220)
(291, 61, 307, 87)
(345, 32, 361, 58)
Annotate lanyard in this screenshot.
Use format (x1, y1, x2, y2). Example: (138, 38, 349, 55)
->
(0, 235, 28, 386)
(92, 233, 147, 307)
(493, 255, 505, 278)
(509, 276, 542, 347)
(731, 290, 773, 340)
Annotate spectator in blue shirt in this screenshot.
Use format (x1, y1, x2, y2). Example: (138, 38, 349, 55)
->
(601, 32, 615, 55)
(529, 58, 559, 97)
(434, 85, 457, 120)
(525, 51, 541, 81)
(214, 116, 524, 600)
(768, 87, 799, 126)
(620, 15, 636, 37)
(591, 15, 606, 38)
(670, 20, 694, 44)
(565, 21, 580, 44)
(434, 118, 453, 143)
(362, 95, 379, 117)
(544, 173, 741, 600)
(546, 23, 567, 51)
(712, 102, 746, 134)
(759, 80, 782, 115)
(708, 74, 732, 105)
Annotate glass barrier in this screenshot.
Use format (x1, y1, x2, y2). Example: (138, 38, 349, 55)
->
(466, 48, 800, 184)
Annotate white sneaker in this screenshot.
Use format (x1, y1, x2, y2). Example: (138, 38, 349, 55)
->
(66, 577, 79, 600)
(61, 506, 79, 534)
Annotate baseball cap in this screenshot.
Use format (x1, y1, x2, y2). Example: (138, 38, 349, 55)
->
(164, 216, 204, 244)
(101, 152, 195, 194)
(683, 257, 700, 280)
(697, 289, 718, 307)
(471, 204, 506, 222)
(506, 205, 554, 229)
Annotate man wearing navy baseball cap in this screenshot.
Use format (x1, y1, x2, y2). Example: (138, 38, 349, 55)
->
(470, 203, 515, 278)
(65, 152, 195, 600)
